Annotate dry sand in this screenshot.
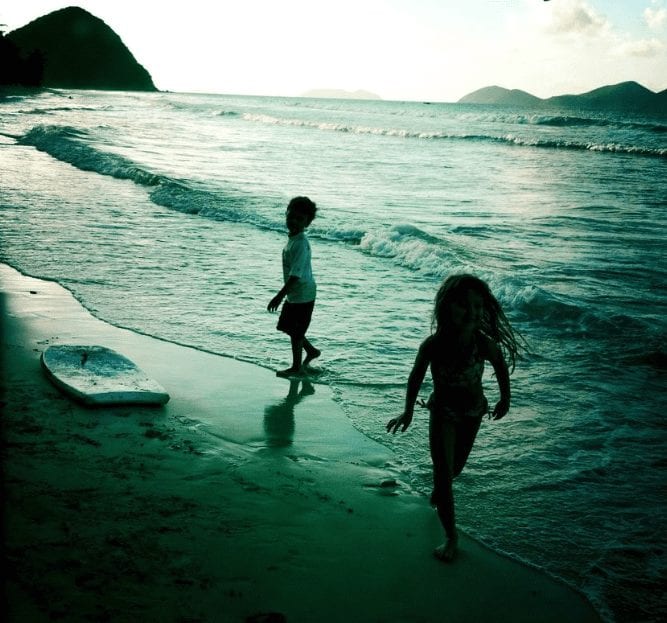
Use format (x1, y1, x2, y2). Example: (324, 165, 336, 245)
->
(1, 263, 601, 623)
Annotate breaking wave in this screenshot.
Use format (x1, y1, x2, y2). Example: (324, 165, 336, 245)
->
(18, 125, 167, 186)
(239, 114, 667, 157)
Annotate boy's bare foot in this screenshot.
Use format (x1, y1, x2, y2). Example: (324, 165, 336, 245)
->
(276, 367, 303, 378)
(434, 538, 458, 562)
(303, 348, 321, 367)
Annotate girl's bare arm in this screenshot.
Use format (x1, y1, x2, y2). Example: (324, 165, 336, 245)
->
(387, 339, 430, 433)
(486, 338, 511, 420)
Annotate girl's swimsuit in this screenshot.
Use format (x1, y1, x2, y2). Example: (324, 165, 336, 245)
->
(426, 334, 488, 421)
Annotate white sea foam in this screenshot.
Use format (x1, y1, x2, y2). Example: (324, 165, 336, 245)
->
(239, 112, 667, 157)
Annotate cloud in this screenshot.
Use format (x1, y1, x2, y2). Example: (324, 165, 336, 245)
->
(644, 6, 667, 30)
(616, 37, 665, 58)
(544, 0, 609, 36)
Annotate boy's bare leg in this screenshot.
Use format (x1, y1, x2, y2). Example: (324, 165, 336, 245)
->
(277, 336, 321, 377)
(277, 335, 304, 377)
(303, 337, 321, 367)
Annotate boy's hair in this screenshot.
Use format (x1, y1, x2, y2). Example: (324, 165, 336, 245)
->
(432, 273, 525, 372)
(288, 196, 317, 225)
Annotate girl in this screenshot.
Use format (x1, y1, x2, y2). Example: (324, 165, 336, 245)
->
(387, 274, 523, 562)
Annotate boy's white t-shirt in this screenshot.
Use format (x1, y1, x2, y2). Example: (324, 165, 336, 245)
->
(282, 232, 316, 303)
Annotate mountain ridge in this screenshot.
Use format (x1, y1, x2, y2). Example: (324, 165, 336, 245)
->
(459, 81, 666, 115)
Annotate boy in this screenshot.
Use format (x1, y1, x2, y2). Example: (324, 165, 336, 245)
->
(267, 196, 320, 377)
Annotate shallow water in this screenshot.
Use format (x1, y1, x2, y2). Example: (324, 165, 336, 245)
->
(1, 89, 666, 622)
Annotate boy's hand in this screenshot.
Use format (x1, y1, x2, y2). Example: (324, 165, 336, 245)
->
(267, 294, 284, 312)
(386, 412, 413, 434)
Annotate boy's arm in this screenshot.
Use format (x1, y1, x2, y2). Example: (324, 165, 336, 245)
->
(486, 338, 511, 420)
(387, 339, 430, 434)
(267, 276, 299, 312)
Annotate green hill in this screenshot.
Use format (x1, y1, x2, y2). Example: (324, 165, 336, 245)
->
(458, 86, 542, 107)
(2, 6, 156, 91)
(459, 81, 665, 115)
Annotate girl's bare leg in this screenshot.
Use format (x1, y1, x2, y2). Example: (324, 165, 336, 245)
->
(430, 417, 458, 561)
(453, 416, 482, 477)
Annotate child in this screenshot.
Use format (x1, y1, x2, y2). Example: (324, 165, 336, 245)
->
(386, 274, 523, 562)
(267, 196, 321, 377)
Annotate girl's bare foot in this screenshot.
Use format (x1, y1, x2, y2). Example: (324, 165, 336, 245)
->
(303, 348, 321, 367)
(434, 537, 458, 562)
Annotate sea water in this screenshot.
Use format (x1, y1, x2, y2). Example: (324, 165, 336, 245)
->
(1, 89, 665, 623)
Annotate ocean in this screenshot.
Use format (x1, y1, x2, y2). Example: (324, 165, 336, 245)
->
(1, 89, 665, 623)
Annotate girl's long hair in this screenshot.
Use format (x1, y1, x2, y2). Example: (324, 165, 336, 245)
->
(432, 274, 525, 372)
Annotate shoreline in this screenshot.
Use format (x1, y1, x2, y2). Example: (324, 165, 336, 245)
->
(1, 263, 601, 622)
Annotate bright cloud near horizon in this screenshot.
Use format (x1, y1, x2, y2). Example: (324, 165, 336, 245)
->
(2, 0, 666, 102)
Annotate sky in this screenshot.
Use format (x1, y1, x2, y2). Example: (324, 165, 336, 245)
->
(1, 0, 666, 102)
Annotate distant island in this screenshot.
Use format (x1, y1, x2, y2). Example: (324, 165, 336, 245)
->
(459, 82, 666, 115)
(302, 89, 382, 100)
(0, 6, 156, 91)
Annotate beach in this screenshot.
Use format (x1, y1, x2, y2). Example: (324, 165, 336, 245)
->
(3, 89, 665, 621)
(0, 263, 601, 622)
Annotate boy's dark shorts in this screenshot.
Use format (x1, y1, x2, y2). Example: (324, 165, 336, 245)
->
(277, 301, 315, 339)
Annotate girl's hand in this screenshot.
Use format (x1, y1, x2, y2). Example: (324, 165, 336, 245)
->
(491, 398, 510, 420)
(386, 412, 413, 434)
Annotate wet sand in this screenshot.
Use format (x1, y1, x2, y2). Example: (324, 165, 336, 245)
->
(1, 263, 600, 623)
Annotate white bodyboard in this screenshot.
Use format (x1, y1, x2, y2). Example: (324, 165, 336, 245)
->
(41, 345, 169, 406)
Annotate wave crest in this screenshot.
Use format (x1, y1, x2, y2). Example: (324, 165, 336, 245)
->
(18, 125, 166, 186)
(359, 225, 474, 278)
(239, 114, 666, 158)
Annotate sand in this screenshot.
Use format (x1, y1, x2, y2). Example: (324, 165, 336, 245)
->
(0, 263, 601, 623)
